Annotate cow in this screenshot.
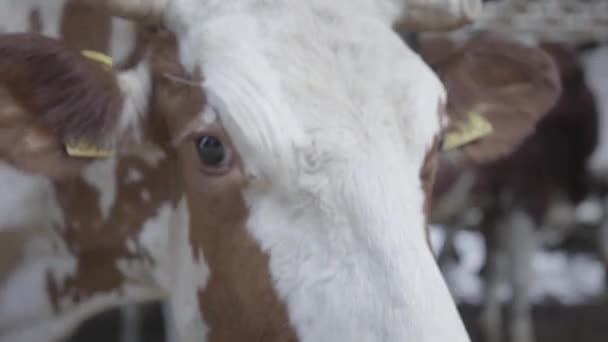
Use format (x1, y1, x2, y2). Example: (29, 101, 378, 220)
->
(580, 43, 608, 279)
(0, 0, 553, 341)
(418, 34, 598, 342)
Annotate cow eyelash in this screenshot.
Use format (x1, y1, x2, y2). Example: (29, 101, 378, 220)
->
(162, 72, 202, 87)
(172, 123, 223, 149)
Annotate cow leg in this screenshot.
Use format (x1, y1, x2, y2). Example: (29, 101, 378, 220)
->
(162, 300, 181, 342)
(437, 225, 461, 268)
(161, 291, 207, 342)
(480, 241, 504, 342)
(505, 210, 537, 342)
(600, 219, 608, 291)
(119, 304, 142, 342)
(480, 211, 505, 342)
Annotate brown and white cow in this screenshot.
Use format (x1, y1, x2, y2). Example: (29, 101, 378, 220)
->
(0, 1, 550, 341)
(418, 34, 600, 342)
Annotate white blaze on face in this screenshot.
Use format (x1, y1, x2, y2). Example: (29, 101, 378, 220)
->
(136, 198, 210, 342)
(172, 2, 469, 341)
(82, 158, 118, 220)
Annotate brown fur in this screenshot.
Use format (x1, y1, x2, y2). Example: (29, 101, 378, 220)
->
(427, 41, 600, 342)
(427, 38, 598, 226)
(0, 33, 123, 149)
(474, 43, 599, 223)
(61, 1, 112, 54)
(149, 30, 298, 341)
(420, 31, 562, 164)
(47, 155, 180, 310)
(0, 8, 298, 339)
(421, 135, 441, 247)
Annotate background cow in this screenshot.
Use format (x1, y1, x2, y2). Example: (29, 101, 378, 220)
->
(413, 31, 607, 342)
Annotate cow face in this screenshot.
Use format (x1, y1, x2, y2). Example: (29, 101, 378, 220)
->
(0, 1, 480, 341)
(149, 4, 470, 341)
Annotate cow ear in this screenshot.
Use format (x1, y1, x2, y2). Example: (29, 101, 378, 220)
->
(392, 0, 482, 32)
(0, 33, 124, 179)
(430, 32, 562, 163)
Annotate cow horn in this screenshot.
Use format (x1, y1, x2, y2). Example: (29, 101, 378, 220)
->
(396, 0, 483, 32)
(75, 0, 169, 24)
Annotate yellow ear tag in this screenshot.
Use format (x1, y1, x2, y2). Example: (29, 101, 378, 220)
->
(442, 111, 493, 151)
(66, 139, 114, 158)
(81, 50, 113, 68)
(63, 50, 115, 158)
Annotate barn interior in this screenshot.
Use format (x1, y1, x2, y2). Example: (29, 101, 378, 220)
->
(1, 0, 608, 341)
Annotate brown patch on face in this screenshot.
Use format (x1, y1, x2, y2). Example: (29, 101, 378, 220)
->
(178, 140, 298, 342)
(46, 153, 181, 310)
(148, 30, 298, 341)
(29, 8, 43, 33)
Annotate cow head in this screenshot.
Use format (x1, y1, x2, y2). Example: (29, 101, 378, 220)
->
(0, 1, 483, 341)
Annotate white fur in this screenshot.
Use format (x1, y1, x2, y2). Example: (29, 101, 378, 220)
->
(0, 163, 63, 231)
(137, 198, 210, 342)
(162, 300, 181, 342)
(82, 158, 118, 220)
(506, 210, 537, 342)
(0, 164, 70, 332)
(124, 143, 168, 167)
(109, 17, 138, 66)
(169, 2, 469, 341)
(116, 61, 153, 144)
(0, 2, 173, 341)
(126, 167, 144, 184)
(0, 0, 471, 341)
(582, 45, 608, 179)
(0, 254, 72, 333)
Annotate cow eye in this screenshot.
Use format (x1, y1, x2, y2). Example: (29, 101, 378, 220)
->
(195, 135, 229, 168)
